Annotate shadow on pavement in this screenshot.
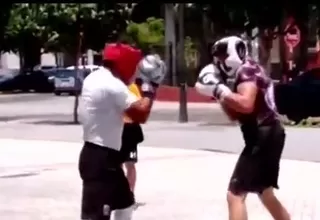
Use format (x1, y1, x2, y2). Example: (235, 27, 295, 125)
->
(0, 172, 39, 179)
(27, 120, 80, 126)
(198, 122, 236, 127)
(200, 148, 235, 154)
(0, 116, 22, 122)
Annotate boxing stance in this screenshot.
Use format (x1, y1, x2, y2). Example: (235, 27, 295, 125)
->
(79, 43, 166, 220)
(195, 36, 290, 220)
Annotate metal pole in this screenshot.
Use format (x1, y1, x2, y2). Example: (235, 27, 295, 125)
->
(177, 4, 188, 123)
(73, 5, 84, 124)
(164, 4, 177, 86)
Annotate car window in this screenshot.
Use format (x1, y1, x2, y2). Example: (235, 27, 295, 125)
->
(55, 70, 75, 77)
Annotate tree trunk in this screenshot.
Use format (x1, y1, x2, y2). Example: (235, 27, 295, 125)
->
(258, 29, 274, 75)
(73, 12, 84, 124)
(73, 93, 80, 123)
(18, 50, 24, 73)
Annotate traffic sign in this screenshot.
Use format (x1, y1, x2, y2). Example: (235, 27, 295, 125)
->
(284, 23, 301, 49)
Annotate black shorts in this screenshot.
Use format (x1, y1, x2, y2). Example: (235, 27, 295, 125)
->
(228, 121, 286, 194)
(120, 142, 138, 163)
(78, 142, 134, 220)
(120, 123, 143, 163)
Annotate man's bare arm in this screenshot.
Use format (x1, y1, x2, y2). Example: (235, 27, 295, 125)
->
(125, 97, 153, 123)
(220, 81, 258, 114)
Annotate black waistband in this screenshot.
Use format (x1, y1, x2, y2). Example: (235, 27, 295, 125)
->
(83, 142, 122, 165)
(240, 120, 284, 146)
(84, 141, 120, 155)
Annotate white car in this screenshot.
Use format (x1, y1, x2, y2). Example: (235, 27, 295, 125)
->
(65, 65, 100, 72)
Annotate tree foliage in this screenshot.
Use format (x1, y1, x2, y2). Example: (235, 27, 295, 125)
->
(0, 3, 14, 51)
(3, 4, 55, 68)
(2, 3, 133, 67)
(124, 17, 165, 52)
(43, 4, 129, 51)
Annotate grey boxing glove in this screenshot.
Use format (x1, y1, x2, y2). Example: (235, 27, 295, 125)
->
(135, 54, 167, 97)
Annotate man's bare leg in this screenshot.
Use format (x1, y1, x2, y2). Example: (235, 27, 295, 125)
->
(124, 162, 136, 192)
(258, 187, 290, 220)
(227, 191, 248, 220)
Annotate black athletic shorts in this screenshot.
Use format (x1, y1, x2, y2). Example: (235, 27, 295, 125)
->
(120, 123, 143, 163)
(78, 142, 134, 220)
(228, 120, 286, 195)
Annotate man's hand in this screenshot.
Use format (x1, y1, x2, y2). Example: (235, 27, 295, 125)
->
(195, 64, 232, 100)
(124, 54, 166, 123)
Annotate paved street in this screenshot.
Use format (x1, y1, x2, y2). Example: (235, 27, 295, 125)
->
(1, 94, 320, 219)
(0, 93, 229, 123)
(1, 94, 320, 162)
(0, 139, 319, 219)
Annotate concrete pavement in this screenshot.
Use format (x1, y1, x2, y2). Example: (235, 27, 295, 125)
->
(0, 138, 319, 219)
(1, 120, 320, 162)
(0, 94, 229, 123)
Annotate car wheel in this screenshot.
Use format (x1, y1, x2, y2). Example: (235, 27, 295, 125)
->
(54, 91, 61, 96)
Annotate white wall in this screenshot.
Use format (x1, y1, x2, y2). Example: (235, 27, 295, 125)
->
(1, 52, 20, 69)
(0, 50, 95, 69)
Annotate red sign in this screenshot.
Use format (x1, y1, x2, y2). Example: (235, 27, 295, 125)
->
(284, 23, 301, 49)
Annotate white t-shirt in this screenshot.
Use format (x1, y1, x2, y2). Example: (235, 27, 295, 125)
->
(80, 68, 138, 151)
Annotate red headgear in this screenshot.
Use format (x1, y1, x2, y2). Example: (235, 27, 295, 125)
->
(103, 43, 143, 83)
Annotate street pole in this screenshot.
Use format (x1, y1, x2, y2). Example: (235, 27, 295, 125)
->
(164, 4, 177, 86)
(73, 5, 84, 124)
(177, 3, 188, 123)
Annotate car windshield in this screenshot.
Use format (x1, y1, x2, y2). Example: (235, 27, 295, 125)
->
(55, 69, 86, 77)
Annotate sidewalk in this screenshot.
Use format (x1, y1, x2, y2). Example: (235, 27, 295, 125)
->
(0, 139, 319, 219)
(152, 101, 220, 110)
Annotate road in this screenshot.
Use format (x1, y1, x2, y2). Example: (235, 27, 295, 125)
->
(1, 93, 320, 162)
(1, 139, 319, 219)
(0, 93, 228, 123)
(1, 94, 320, 219)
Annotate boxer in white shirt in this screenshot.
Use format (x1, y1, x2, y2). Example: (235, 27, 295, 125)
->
(79, 43, 166, 220)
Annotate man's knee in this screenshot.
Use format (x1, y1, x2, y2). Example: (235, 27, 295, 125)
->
(258, 187, 277, 204)
(227, 191, 247, 205)
(124, 162, 136, 172)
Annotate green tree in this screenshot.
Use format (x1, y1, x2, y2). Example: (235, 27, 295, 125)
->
(124, 17, 165, 53)
(39, 3, 132, 123)
(41, 3, 132, 66)
(0, 3, 14, 51)
(41, 4, 95, 66)
(3, 4, 54, 70)
(184, 3, 305, 73)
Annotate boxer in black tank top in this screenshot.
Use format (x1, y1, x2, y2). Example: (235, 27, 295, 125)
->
(195, 36, 290, 220)
(229, 59, 286, 195)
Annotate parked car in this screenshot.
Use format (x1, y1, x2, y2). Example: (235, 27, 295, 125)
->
(275, 68, 320, 123)
(66, 65, 100, 72)
(0, 69, 20, 91)
(54, 68, 91, 96)
(0, 66, 60, 93)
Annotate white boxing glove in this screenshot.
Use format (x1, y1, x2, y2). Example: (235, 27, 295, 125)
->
(195, 64, 232, 100)
(136, 54, 166, 85)
(135, 54, 167, 98)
